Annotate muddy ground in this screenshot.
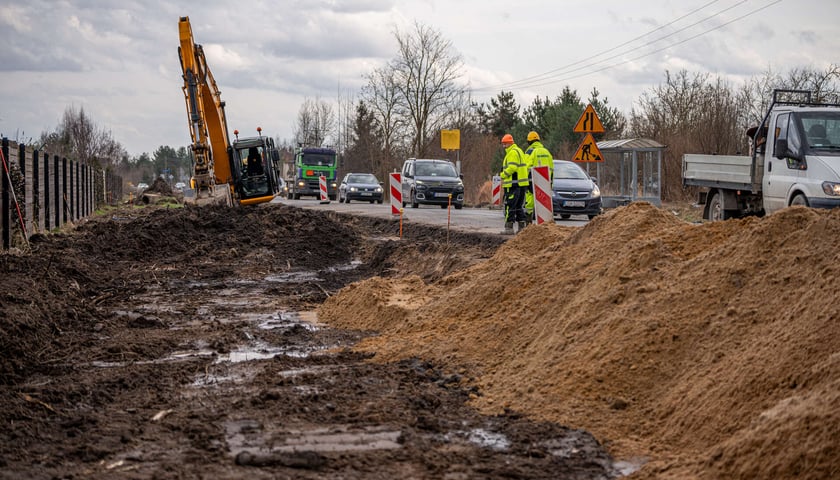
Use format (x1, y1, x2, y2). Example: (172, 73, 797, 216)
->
(0, 202, 620, 479)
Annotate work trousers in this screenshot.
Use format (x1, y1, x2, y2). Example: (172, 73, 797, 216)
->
(504, 185, 528, 223)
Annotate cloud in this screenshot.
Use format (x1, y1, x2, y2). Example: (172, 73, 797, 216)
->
(2, 0, 839, 156)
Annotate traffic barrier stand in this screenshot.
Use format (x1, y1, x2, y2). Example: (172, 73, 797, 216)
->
(532, 165, 553, 225)
(389, 172, 403, 238)
(491, 175, 501, 207)
(446, 193, 452, 244)
(319, 175, 330, 204)
(389, 173, 402, 215)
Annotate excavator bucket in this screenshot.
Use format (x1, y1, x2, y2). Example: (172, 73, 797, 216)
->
(183, 183, 233, 207)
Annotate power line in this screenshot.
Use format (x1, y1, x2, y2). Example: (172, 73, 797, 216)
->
(473, 0, 782, 94)
(519, 0, 783, 91)
(485, 0, 725, 91)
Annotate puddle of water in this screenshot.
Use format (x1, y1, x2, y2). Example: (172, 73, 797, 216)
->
(278, 365, 334, 378)
(323, 260, 362, 273)
(258, 311, 320, 331)
(613, 458, 646, 476)
(264, 260, 361, 283)
(265, 271, 321, 283)
(291, 385, 324, 395)
(446, 429, 510, 451)
(213, 341, 318, 364)
(91, 349, 217, 369)
(225, 421, 402, 455)
(192, 372, 249, 387)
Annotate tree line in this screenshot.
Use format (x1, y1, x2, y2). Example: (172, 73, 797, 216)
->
(29, 21, 840, 204)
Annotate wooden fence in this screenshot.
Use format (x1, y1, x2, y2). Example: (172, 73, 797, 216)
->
(1, 138, 124, 250)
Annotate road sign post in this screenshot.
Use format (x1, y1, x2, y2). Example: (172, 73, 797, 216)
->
(573, 104, 606, 163)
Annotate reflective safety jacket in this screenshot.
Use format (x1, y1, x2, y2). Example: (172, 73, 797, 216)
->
(500, 144, 529, 188)
(525, 140, 554, 181)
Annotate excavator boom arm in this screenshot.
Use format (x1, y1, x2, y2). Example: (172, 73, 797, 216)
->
(178, 16, 233, 189)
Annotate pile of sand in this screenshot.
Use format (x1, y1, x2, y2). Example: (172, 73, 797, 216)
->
(319, 203, 840, 479)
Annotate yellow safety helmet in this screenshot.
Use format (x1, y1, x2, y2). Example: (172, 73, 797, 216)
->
(527, 131, 540, 142)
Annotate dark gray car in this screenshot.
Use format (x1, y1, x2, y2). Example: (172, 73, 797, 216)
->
(401, 158, 464, 209)
(552, 160, 602, 219)
(338, 173, 384, 204)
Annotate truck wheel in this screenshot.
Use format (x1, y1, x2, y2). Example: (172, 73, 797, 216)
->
(709, 192, 729, 221)
(790, 194, 809, 207)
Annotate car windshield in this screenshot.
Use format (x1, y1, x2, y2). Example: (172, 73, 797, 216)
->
(553, 162, 589, 180)
(348, 174, 378, 183)
(415, 162, 456, 177)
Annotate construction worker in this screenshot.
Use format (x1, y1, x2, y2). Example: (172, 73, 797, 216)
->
(499, 133, 529, 234)
(523, 131, 554, 223)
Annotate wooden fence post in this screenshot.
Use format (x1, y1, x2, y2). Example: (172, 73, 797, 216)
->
(1, 138, 10, 250)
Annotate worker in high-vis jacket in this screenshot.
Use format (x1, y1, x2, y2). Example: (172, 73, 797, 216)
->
(523, 131, 554, 223)
(499, 134, 529, 235)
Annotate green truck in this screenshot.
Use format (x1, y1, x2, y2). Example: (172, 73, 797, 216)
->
(287, 147, 338, 200)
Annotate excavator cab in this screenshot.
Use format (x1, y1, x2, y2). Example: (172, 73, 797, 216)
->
(229, 133, 281, 205)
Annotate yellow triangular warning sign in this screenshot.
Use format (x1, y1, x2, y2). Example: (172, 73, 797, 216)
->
(572, 133, 604, 162)
(573, 104, 605, 133)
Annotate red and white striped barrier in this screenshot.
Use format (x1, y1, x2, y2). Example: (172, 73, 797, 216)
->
(389, 173, 402, 215)
(531, 165, 553, 224)
(319, 175, 330, 204)
(491, 175, 501, 206)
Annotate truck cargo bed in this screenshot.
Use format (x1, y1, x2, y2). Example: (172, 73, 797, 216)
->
(682, 154, 760, 191)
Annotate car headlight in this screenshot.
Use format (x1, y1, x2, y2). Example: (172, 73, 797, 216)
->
(415, 180, 425, 185)
(455, 182, 464, 191)
(297, 181, 306, 187)
(375, 187, 383, 193)
(822, 181, 840, 196)
(350, 186, 358, 192)
(592, 184, 601, 198)
(331, 182, 338, 188)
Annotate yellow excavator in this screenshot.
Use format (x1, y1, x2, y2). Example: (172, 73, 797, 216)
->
(177, 16, 282, 206)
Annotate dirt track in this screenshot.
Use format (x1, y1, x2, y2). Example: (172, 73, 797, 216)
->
(2, 199, 839, 479)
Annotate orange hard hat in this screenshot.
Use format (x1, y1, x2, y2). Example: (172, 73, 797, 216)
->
(501, 134, 514, 144)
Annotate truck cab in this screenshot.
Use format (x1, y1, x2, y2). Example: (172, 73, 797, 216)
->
(288, 147, 338, 200)
(761, 104, 840, 213)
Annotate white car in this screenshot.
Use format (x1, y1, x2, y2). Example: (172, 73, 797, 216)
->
(136, 183, 149, 192)
(174, 182, 187, 191)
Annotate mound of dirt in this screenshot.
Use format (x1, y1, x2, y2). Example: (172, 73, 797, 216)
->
(144, 177, 174, 195)
(318, 202, 840, 479)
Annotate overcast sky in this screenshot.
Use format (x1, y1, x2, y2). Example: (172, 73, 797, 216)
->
(1, 0, 837, 156)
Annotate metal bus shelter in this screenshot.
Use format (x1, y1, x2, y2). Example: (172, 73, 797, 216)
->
(576, 138, 665, 208)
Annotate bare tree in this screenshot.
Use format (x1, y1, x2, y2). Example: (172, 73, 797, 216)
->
(629, 70, 743, 201)
(738, 64, 840, 130)
(368, 22, 467, 159)
(335, 86, 356, 158)
(293, 97, 336, 147)
(38, 105, 127, 168)
(361, 65, 407, 158)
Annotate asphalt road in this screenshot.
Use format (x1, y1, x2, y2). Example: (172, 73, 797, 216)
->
(272, 196, 590, 235)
